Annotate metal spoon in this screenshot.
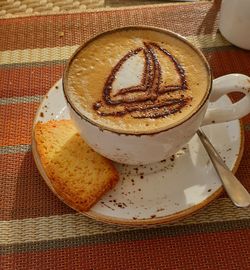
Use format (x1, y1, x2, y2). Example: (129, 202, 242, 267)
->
(197, 129, 250, 208)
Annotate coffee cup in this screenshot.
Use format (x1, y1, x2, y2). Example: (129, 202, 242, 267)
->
(63, 26, 250, 165)
(219, 0, 250, 50)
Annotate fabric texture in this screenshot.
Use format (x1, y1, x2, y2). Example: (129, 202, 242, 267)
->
(0, 1, 250, 269)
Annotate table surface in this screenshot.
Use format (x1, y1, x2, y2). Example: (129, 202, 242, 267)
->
(1, 1, 250, 269)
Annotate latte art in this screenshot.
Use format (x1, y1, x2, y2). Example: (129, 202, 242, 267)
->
(93, 42, 191, 119)
(65, 28, 210, 134)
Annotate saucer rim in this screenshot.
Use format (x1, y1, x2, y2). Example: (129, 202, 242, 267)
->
(32, 79, 245, 226)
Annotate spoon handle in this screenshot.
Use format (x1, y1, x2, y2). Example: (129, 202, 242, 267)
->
(197, 129, 250, 208)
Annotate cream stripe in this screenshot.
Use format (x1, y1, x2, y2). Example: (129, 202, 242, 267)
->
(1, 198, 249, 245)
(0, 45, 79, 65)
(187, 33, 230, 50)
(0, 34, 230, 66)
(0, 95, 43, 106)
(0, 144, 31, 155)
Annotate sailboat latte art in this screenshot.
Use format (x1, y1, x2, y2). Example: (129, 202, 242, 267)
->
(93, 42, 190, 119)
(65, 28, 210, 134)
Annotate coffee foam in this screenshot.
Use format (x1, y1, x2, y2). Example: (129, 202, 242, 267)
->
(65, 28, 210, 134)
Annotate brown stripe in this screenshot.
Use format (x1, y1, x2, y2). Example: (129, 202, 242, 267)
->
(0, 59, 66, 70)
(0, 64, 64, 99)
(0, 2, 219, 51)
(1, 226, 250, 269)
(0, 152, 73, 221)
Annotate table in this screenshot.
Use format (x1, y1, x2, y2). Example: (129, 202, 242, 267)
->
(1, 1, 250, 269)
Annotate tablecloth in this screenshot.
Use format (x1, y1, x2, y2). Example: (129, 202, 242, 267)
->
(1, 1, 250, 269)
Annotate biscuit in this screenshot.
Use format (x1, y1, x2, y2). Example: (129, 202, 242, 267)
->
(34, 120, 119, 212)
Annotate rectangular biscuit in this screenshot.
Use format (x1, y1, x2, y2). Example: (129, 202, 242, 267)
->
(34, 120, 119, 212)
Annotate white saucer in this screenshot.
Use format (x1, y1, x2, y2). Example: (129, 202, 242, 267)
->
(32, 79, 244, 226)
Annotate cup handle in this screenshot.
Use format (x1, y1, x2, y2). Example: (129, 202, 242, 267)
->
(202, 74, 250, 126)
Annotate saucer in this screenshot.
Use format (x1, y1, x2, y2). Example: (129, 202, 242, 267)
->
(32, 79, 244, 226)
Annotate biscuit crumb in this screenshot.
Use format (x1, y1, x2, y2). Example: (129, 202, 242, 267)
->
(59, 31, 64, 37)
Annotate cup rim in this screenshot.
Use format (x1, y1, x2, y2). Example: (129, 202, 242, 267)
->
(63, 25, 212, 135)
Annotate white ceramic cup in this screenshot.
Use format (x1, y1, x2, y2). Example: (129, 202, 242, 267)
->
(63, 27, 250, 165)
(219, 0, 250, 50)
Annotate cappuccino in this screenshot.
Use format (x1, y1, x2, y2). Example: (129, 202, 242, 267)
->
(64, 27, 210, 134)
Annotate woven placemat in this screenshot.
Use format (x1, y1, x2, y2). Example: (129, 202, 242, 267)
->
(0, 1, 250, 269)
(0, 0, 105, 17)
(0, 0, 209, 17)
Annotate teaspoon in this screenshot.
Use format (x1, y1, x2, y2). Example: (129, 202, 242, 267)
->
(197, 129, 250, 208)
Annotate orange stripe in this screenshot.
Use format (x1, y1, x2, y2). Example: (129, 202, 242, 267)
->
(0, 2, 218, 51)
(0, 64, 64, 99)
(0, 103, 39, 146)
(0, 152, 73, 221)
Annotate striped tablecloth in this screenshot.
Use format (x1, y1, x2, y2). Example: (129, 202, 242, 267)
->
(1, 1, 250, 269)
